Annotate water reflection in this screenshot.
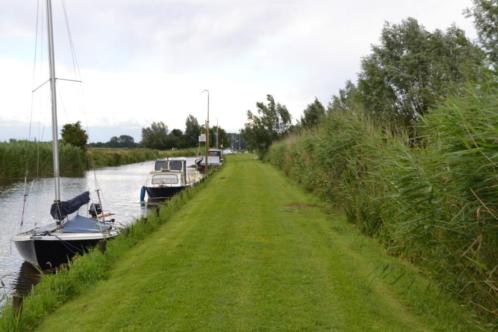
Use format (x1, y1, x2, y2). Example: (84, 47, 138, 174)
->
(0, 158, 198, 308)
(14, 262, 42, 298)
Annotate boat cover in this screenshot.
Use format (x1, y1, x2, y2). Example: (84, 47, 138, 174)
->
(62, 215, 112, 233)
(50, 191, 90, 220)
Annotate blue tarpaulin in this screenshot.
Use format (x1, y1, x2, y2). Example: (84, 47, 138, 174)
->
(50, 191, 90, 220)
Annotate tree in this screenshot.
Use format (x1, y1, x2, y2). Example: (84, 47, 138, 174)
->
(328, 81, 362, 113)
(165, 128, 185, 149)
(242, 95, 291, 156)
(466, 0, 498, 68)
(300, 98, 325, 128)
(108, 135, 135, 148)
(201, 125, 229, 148)
(61, 121, 88, 149)
(357, 18, 485, 129)
(184, 115, 201, 147)
(141, 122, 168, 149)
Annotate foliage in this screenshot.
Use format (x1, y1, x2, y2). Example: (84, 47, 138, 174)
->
(61, 122, 88, 150)
(357, 18, 485, 129)
(328, 80, 362, 113)
(466, 0, 498, 68)
(108, 135, 136, 148)
(242, 94, 292, 157)
(165, 128, 186, 149)
(266, 82, 498, 324)
(299, 98, 325, 128)
(184, 114, 201, 147)
(200, 125, 229, 148)
(141, 121, 169, 150)
(140, 116, 227, 150)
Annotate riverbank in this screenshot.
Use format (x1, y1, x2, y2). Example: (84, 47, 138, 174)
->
(1, 154, 485, 331)
(0, 142, 197, 181)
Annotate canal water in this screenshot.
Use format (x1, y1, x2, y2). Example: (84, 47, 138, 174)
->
(0, 157, 198, 309)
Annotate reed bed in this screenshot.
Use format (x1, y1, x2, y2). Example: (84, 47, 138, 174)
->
(0, 142, 86, 181)
(0, 144, 198, 182)
(86, 147, 197, 168)
(266, 83, 498, 324)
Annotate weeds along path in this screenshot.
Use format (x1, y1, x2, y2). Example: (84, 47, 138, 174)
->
(38, 154, 481, 331)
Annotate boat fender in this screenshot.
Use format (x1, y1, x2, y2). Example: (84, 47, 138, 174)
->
(140, 186, 146, 204)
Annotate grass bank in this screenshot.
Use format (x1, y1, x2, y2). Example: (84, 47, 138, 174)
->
(0, 165, 213, 331)
(266, 83, 498, 324)
(0, 143, 197, 181)
(4, 154, 484, 331)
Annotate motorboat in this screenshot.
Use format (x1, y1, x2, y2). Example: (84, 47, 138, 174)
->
(141, 158, 203, 202)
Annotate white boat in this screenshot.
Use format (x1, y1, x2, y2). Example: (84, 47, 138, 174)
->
(141, 158, 203, 201)
(13, 0, 119, 270)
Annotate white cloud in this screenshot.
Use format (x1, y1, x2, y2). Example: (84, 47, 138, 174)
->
(0, 0, 477, 141)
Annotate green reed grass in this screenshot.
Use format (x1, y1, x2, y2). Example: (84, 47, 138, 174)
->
(86, 147, 198, 169)
(0, 144, 198, 182)
(266, 82, 498, 325)
(0, 142, 86, 181)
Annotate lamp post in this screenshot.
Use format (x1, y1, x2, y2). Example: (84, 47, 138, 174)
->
(216, 118, 219, 149)
(202, 89, 210, 173)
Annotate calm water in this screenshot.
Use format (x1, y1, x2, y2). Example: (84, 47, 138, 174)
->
(0, 157, 198, 309)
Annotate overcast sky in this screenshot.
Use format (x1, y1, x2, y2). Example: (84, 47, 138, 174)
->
(0, 0, 477, 142)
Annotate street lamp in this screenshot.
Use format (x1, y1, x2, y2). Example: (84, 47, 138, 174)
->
(201, 89, 210, 173)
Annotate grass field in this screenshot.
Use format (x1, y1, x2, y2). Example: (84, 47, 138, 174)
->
(27, 154, 483, 331)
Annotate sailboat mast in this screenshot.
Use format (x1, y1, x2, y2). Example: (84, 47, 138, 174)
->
(46, 0, 61, 202)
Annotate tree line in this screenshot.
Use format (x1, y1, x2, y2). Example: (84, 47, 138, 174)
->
(66, 114, 232, 150)
(242, 0, 497, 156)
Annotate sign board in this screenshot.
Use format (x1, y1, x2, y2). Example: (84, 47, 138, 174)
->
(198, 134, 206, 143)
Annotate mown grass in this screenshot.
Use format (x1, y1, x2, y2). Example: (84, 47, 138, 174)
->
(0, 166, 213, 331)
(2, 154, 485, 331)
(266, 82, 498, 325)
(0, 143, 198, 181)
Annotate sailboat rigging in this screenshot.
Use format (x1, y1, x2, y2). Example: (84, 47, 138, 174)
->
(13, 0, 120, 270)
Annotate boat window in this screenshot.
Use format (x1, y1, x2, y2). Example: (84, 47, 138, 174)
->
(154, 160, 167, 171)
(208, 151, 220, 157)
(151, 174, 178, 184)
(169, 160, 183, 171)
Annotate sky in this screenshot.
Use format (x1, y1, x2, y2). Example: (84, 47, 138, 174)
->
(0, 0, 477, 142)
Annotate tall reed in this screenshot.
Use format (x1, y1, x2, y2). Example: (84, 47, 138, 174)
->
(266, 83, 498, 323)
(0, 141, 86, 181)
(86, 147, 198, 168)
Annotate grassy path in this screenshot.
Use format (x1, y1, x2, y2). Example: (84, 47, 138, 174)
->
(38, 154, 480, 331)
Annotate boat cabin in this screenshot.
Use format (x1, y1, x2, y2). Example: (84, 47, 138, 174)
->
(208, 148, 224, 162)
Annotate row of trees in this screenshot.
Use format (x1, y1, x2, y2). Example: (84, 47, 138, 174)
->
(243, 0, 497, 155)
(141, 115, 229, 150)
(62, 114, 231, 151)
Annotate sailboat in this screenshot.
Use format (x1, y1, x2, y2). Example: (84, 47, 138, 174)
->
(13, 0, 119, 270)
